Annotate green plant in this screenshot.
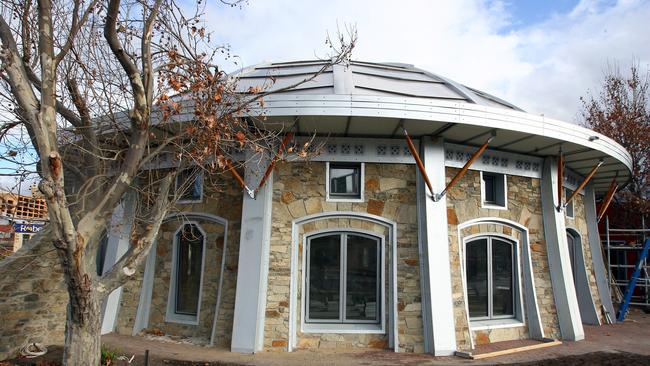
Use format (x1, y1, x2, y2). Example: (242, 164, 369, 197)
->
(100, 347, 119, 366)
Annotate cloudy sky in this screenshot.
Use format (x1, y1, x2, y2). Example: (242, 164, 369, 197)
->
(2, 0, 649, 193)
(205, 0, 650, 122)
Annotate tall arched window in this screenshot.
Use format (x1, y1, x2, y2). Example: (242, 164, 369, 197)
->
(167, 223, 205, 324)
(465, 236, 515, 320)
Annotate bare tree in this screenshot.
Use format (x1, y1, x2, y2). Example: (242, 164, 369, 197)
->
(0, 0, 355, 363)
(580, 62, 650, 225)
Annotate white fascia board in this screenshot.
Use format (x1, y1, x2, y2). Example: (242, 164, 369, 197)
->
(243, 95, 632, 174)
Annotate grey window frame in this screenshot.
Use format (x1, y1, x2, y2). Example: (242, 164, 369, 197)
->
(176, 169, 203, 203)
(165, 222, 206, 325)
(326, 162, 365, 202)
(565, 187, 574, 218)
(480, 171, 507, 209)
(465, 235, 517, 321)
(304, 231, 382, 325)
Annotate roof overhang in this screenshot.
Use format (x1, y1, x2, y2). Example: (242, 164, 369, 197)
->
(244, 94, 632, 196)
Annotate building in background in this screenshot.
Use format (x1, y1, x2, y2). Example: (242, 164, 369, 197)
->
(0, 184, 48, 256)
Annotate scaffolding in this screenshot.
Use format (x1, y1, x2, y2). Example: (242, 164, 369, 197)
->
(603, 216, 650, 310)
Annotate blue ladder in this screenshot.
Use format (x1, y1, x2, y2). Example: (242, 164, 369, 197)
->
(617, 238, 650, 321)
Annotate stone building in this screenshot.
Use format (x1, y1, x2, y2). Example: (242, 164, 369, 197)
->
(98, 60, 630, 356)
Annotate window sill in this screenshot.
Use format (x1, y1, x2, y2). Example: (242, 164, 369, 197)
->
(481, 203, 508, 210)
(176, 198, 203, 204)
(470, 319, 524, 331)
(326, 197, 365, 203)
(302, 322, 384, 334)
(165, 313, 199, 326)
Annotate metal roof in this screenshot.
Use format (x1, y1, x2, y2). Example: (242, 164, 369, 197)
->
(234, 60, 522, 111)
(233, 60, 633, 195)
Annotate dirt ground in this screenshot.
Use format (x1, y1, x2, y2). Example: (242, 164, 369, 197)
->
(4, 309, 650, 366)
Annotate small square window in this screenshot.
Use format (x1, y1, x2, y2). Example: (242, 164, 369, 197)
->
(565, 188, 574, 218)
(327, 162, 363, 201)
(176, 169, 203, 202)
(481, 172, 507, 208)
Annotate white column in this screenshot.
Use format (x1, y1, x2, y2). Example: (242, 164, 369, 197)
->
(416, 137, 457, 355)
(101, 190, 137, 334)
(584, 183, 616, 323)
(231, 156, 273, 353)
(540, 157, 584, 340)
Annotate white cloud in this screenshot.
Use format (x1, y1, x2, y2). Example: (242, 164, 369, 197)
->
(203, 0, 650, 122)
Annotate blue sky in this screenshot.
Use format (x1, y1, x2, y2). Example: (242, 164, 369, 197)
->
(499, 0, 582, 32)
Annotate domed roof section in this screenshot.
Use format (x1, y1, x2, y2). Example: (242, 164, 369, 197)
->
(233, 59, 522, 111)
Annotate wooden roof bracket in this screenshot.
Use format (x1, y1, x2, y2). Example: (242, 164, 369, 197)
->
(564, 159, 604, 208)
(403, 127, 435, 198)
(435, 132, 495, 201)
(597, 175, 618, 222)
(255, 131, 294, 195)
(223, 157, 255, 199)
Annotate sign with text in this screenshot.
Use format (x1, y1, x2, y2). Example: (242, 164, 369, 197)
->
(13, 223, 45, 234)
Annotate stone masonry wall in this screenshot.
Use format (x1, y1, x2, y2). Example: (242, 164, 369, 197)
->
(115, 173, 243, 347)
(264, 162, 423, 352)
(0, 227, 67, 360)
(566, 193, 604, 323)
(446, 168, 561, 350)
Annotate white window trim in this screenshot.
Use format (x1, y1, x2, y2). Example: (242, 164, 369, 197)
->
(565, 187, 574, 219)
(480, 171, 508, 210)
(325, 162, 365, 203)
(165, 221, 207, 325)
(176, 170, 204, 204)
(463, 233, 525, 327)
(301, 228, 386, 334)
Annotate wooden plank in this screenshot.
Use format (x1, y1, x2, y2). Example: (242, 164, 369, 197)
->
(455, 340, 562, 360)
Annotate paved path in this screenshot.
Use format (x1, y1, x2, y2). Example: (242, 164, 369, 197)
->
(102, 310, 650, 365)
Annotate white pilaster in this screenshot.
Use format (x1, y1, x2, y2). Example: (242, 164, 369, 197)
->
(101, 190, 137, 334)
(584, 183, 616, 323)
(540, 157, 584, 340)
(231, 157, 273, 353)
(416, 137, 457, 355)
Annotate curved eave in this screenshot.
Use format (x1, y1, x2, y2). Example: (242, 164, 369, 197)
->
(243, 94, 632, 195)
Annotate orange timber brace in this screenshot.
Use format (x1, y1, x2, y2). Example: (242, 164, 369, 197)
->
(564, 159, 604, 208)
(597, 177, 618, 222)
(403, 128, 494, 201)
(255, 132, 294, 195)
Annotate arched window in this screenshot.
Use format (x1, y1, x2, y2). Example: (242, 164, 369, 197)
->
(465, 236, 515, 320)
(167, 223, 205, 324)
(305, 231, 382, 327)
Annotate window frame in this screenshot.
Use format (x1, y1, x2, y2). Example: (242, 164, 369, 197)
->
(302, 229, 385, 334)
(564, 187, 574, 218)
(325, 162, 365, 203)
(463, 234, 524, 327)
(175, 169, 204, 204)
(480, 171, 507, 210)
(165, 222, 207, 325)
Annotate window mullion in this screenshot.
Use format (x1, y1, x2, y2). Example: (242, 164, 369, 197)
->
(340, 233, 346, 323)
(487, 238, 493, 319)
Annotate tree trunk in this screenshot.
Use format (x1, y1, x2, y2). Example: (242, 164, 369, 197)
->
(62, 288, 102, 365)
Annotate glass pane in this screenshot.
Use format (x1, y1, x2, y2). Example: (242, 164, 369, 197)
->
(492, 239, 514, 316)
(177, 169, 201, 201)
(175, 224, 203, 315)
(308, 235, 341, 320)
(330, 165, 360, 196)
(483, 175, 496, 203)
(346, 235, 379, 321)
(466, 239, 488, 318)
